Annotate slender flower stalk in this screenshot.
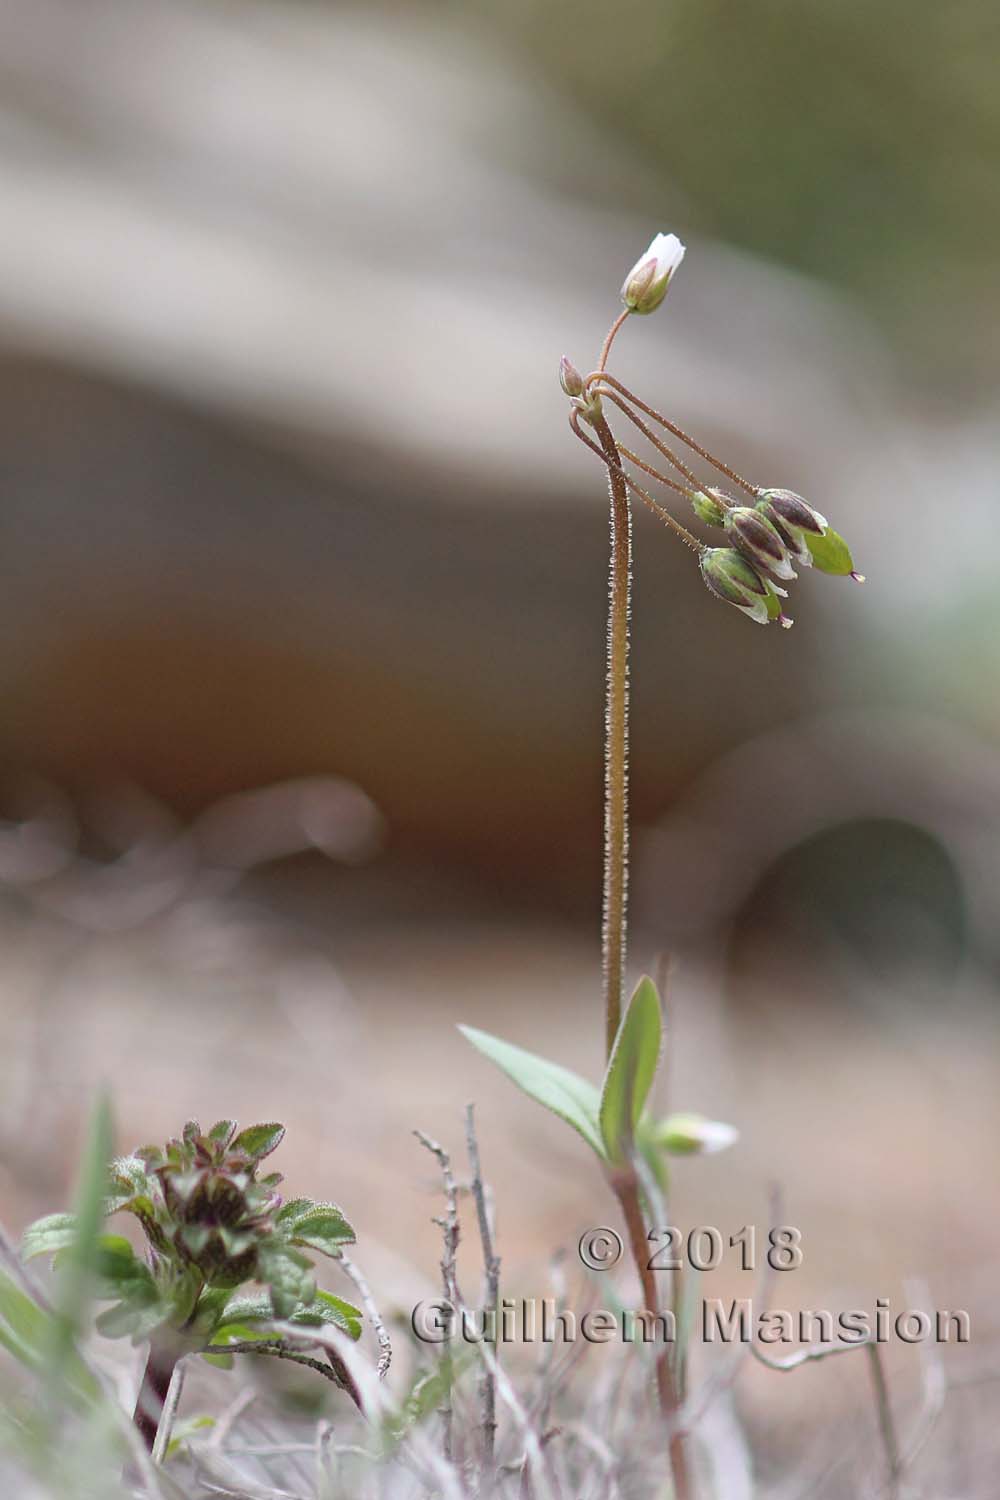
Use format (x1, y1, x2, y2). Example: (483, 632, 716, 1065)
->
(587, 371, 759, 498)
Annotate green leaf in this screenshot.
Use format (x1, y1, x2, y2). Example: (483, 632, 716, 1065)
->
(165, 1413, 214, 1460)
(258, 1244, 315, 1318)
(458, 1025, 605, 1158)
(48, 1093, 113, 1370)
(207, 1121, 237, 1148)
(21, 1213, 79, 1262)
(95, 1293, 166, 1341)
(0, 1267, 50, 1367)
(55, 1234, 155, 1302)
(286, 1206, 356, 1258)
(599, 976, 662, 1164)
(215, 1288, 363, 1341)
(229, 1123, 285, 1162)
(806, 526, 855, 575)
(295, 1289, 363, 1340)
(213, 1293, 276, 1327)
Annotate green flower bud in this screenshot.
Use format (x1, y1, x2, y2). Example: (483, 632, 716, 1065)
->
(689, 486, 732, 527)
(650, 1113, 739, 1156)
(725, 506, 797, 582)
(559, 356, 584, 398)
(700, 547, 769, 624)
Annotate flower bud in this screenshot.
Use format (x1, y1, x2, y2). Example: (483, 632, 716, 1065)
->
(650, 1113, 739, 1156)
(725, 506, 797, 581)
(700, 547, 769, 624)
(620, 232, 685, 315)
(755, 488, 827, 568)
(689, 486, 732, 528)
(559, 356, 585, 398)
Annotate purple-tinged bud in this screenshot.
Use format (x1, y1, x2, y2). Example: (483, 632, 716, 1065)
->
(756, 488, 827, 568)
(700, 547, 769, 624)
(758, 488, 827, 534)
(620, 232, 685, 315)
(689, 486, 732, 527)
(725, 506, 797, 582)
(559, 356, 585, 398)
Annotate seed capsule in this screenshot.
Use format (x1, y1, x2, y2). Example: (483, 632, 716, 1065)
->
(700, 546, 769, 624)
(688, 486, 732, 527)
(725, 506, 797, 581)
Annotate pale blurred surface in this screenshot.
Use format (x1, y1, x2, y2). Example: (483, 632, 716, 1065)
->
(1, 0, 999, 1485)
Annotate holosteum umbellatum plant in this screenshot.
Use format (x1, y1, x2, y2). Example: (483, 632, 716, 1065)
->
(462, 234, 863, 1498)
(21, 1119, 363, 1451)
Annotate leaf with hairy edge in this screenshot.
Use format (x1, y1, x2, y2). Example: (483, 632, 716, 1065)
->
(599, 976, 662, 1164)
(21, 1214, 79, 1262)
(458, 1025, 605, 1158)
(286, 1206, 356, 1258)
(229, 1123, 285, 1162)
(217, 1288, 363, 1341)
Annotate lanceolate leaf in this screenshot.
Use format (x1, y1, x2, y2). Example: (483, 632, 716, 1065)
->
(458, 1025, 605, 1158)
(599, 976, 662, 1164)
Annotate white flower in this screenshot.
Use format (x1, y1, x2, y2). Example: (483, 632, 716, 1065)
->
(620, 232, 686, 314)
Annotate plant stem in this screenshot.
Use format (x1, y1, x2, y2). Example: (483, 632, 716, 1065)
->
(614, 1173, 691, 1499)
(133, 1336, 181, 1452)
(592, 403, 631, 1060)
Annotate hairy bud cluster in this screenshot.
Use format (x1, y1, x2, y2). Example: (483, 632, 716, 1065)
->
(698, 488, 862, 628)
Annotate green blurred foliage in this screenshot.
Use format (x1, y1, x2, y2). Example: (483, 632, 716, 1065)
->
(462, 0, 1000, 384)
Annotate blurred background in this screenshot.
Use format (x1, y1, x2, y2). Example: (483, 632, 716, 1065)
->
(1, 0, 999, 1476)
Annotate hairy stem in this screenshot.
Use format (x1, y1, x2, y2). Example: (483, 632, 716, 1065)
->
(614, 1174, 691, 1499)
(591, 405, 631, 1059)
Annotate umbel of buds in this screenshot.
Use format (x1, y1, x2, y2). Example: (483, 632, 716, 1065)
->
(563, 230, 864, 630)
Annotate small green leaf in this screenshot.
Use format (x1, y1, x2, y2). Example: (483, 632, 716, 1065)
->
(207, 1121, 237, 1148)
(258, 1244, 315, 1318)
(806, 526, 855, 575)
(214, 1293, 275, 1327)
(229, 1123, 285, 1162)
(295, 1289, 363, 1340)
(599, 976, 662, 1164)
(21, 1214, 79, 1262)
(165, 1414, 214, 1460)
(458, 1025, 605, 1158)
(286, 1206, 355, 1258)
(95, 1293, 166, 1341)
